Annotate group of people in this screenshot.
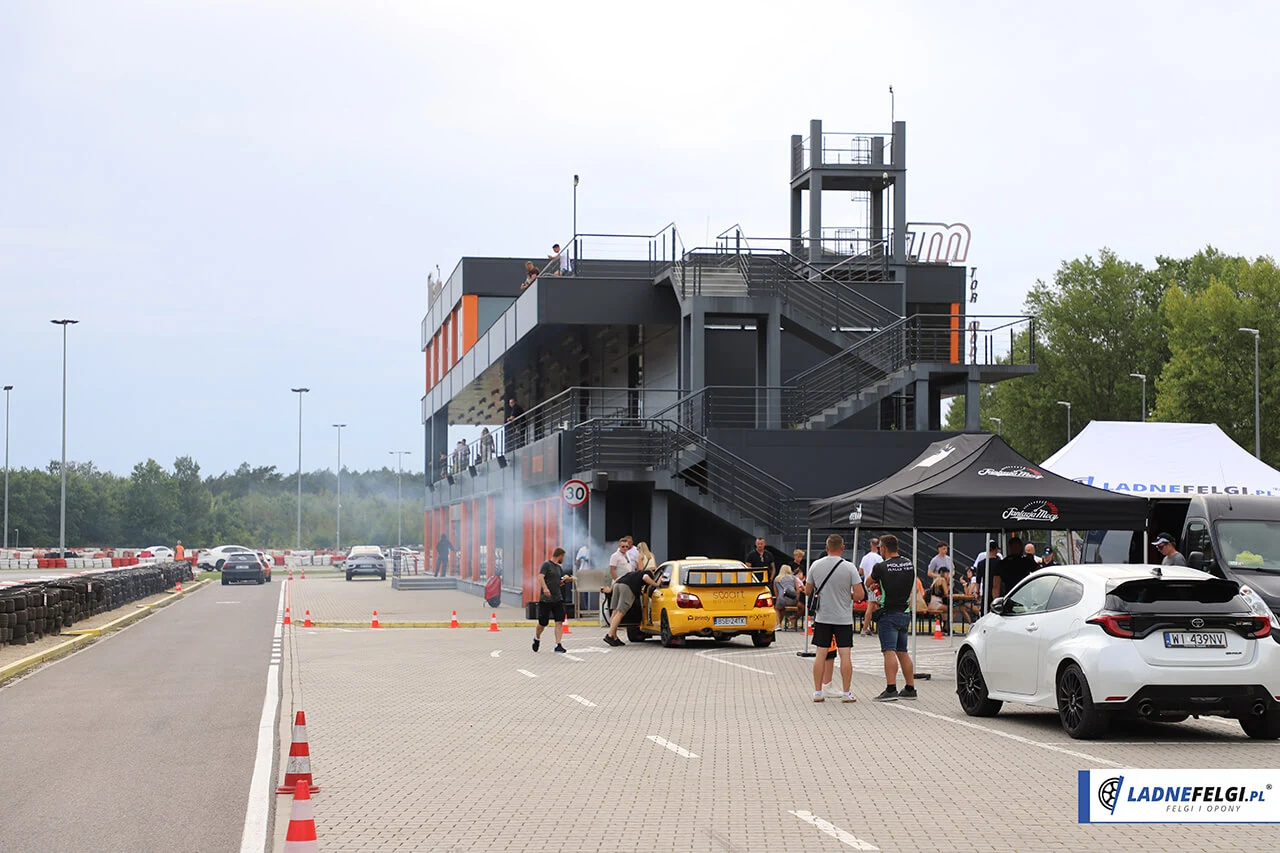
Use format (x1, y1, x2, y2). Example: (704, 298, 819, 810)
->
(521, 244, 573, 290)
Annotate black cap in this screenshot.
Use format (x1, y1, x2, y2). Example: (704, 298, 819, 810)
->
(987, 540, 998, 549)
(1152, 533, 1176, 546)
(1042, 547, 1053, 556)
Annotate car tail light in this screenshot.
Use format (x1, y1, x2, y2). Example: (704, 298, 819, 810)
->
(1087, 612, 1135, 638)
(755, 592, 773, 608)
(1247, 615, 1271, 639)
(676, 592, 702, 609)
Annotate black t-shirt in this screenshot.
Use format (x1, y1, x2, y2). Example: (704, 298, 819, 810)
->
(539, 560, 564, 602)
(745, 549, 774, 573)
(508, 403, 525, 420)
(871, 554, 916, 612)
(1000, 555, 1037, 591)
(616, 569, 651, 594)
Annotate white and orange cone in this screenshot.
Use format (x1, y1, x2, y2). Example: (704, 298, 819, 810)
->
(304, 610, 313, 628)
(175, 580, 183, 592)
(283, 607, 292, 626)
(933, 618, 944, 640)
(561, 617, 572, 635)
(449, 610, 459, 628)
(282, 779, 319, 852)
(488, 612, 500, 632)
(371, 610, 380, 629)
(301, 567, 306, 581)
(277, 711, 321, 794)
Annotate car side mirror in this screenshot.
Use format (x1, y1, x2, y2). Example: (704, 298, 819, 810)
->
(1188, 551, 1204, 570)
(991, 596, 1006, 614)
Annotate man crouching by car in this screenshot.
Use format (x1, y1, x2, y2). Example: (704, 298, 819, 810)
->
(601, 567, 659, 646)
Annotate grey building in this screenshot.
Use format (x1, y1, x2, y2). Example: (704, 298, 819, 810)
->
(418, 119, 1034, 606)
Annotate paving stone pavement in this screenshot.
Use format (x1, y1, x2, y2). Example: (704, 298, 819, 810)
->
(286, 575, 560, 625)
(274, 606, 1279, 853)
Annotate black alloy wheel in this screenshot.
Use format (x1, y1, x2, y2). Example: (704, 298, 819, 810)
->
(659, 611, 677, 647)
(956, 649, 1002, 717)
(1056, 662, 1109, 739)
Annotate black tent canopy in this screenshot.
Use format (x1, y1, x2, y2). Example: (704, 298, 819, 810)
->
(808, 434, 1148, 531)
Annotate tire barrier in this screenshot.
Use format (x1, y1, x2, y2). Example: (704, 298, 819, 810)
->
(0, 561, 193, 649)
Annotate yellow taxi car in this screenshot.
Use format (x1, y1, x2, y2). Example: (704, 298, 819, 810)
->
(635, 558, 777, 647)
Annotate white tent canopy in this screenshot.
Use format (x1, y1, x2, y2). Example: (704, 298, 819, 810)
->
(1042, 421, 1280, 498)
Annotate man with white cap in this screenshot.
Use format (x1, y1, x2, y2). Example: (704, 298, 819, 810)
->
(1153, 532, 1187, 566)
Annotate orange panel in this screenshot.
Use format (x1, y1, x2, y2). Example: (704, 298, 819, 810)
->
(461, 295, 479, 354)
(949, 303, 961, 364)
(425, 342, 433, 392)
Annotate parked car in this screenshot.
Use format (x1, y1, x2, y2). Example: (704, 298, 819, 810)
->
(221, 552, 269, 585)
(955, 563, 1280, 740)
(603, 557, 776, 647)
(138, 546, 174, 561)
(198, 545, 255, 570)
(345, 546, 387, 581)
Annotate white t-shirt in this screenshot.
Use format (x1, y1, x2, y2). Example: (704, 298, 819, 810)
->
(858, 552, 883, 584)
(808, 555, 860, 626)
(559, 250, 571, 274)
(609, 549, 635, 578)
(575, 545, 590, 572)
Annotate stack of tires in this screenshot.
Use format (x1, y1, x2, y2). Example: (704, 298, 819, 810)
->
(0, 561, 193, 649)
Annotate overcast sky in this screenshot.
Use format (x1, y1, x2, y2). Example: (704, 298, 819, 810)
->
(4, 1, 1278, 477)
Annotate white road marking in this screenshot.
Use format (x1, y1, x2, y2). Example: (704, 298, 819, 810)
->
(646, 735, 698, 758)
(573, 646, 613, 654)
(239, 581, 285, 853)
(216, 601, 241, 605)
(694, 648, 773, 674)
(890, 704, 1118, 766)
(789, 811, 878, 850)
(568, 694, 597, 707)
(562, 654, 585, 662)
(490, 650, 502, 658)
(517, 669, 538, 678)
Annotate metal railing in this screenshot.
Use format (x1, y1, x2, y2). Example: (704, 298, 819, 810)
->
(793, 132, 895, 175)
(576, 417, 794, 535)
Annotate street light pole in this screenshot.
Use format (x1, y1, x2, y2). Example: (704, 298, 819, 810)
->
(989, 416, 1002, 436)
(390, 450, 411, 548)
(51, 320, 78, 554)
(3, 385, 12, 550)
(1129, 373, 1147, 422)
(1240, 328, 1261, 458)
(333, 424, 346, 551)
(572, 174, 579, 270)
(291, 387, 310, 549)
(1056, 400, 1072, 443)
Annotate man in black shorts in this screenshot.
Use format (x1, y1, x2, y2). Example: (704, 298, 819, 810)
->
(533, 547, 572, 653)
(803, 534, 864, 703)
(601, 566, 659, 646)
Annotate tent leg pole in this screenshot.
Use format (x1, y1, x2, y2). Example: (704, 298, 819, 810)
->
(798, 527, 815, 658)
(948, 531, 955, 645)
(912, 526, 927, 679)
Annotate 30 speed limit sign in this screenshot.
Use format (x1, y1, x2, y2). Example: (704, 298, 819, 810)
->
(561, 479, 589, 507)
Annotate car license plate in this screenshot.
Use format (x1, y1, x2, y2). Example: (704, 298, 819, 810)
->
(713, 616, 747, 627)
(1163, 631, 1227, 648)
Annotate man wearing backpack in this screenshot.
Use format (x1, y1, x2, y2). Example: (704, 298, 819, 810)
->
(803, 534, 865, 703)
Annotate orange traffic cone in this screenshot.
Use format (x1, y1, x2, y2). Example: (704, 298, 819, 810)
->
(175, 580, 183, 593)
(288, 567, 294, 581)
(283, 607, 292, 626)
(488, 612, 500, 632)
(304, 610, 313, 628)
(371, 610, 380, 629)
(449, 610, 459, 628)
(301, 567, 306, 581)
(276, 711, 321, 794)
(933, 618, 944, 640)
(282, 779, 319, 852)
(805, 615, 814, 637)
(561, 617, 572, 635)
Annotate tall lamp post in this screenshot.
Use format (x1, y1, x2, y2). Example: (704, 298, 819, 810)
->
(1129, 373, 1147, 422)
(572, 174, 579, 268)
(3, 384, 12, 550)
(1056, 400, 1072, 443)
(291, 387, 310, 549)
(1240, 328, 1261, 458)
(333, 424, 346, 551)
(51, 320, 78, 555)
(989, 416, 1002, 436)
(389, 450, 412, 548)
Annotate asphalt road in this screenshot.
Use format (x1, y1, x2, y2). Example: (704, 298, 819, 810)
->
(0, 577, 281, 853)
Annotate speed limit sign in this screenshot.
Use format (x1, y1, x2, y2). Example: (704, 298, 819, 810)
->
(561, 479, 589, 507)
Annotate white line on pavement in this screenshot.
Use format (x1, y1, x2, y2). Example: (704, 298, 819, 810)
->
(216, 601, 241, 604)
(568, 695, 597, 707)
(562, 654, 585, 662)
(694, 648, 774, 674)
(517, 669, 539, 678)
(646, 735, 698, 758)
(239, 581, 285, 853)
(490, 650, 502, 658)
(890, 704, 1118, 766)
(788, 811, 879, 850)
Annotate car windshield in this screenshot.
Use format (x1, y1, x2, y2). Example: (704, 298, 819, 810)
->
(1215, 520, 1280, 572)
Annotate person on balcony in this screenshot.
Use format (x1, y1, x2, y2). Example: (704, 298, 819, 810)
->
(479, 427, 495, 462)
(521, 261, 539, 290)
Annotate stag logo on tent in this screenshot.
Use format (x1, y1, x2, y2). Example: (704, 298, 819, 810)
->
(848, 502, 864, 523)
(913, 444, 957, 469)
(1002, 500, 1060, 523)
(978, 466, 1045, 480)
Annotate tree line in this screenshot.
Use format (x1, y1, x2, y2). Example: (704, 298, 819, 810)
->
(2, 458, 425, 550)
(946, 247, 1280, 463)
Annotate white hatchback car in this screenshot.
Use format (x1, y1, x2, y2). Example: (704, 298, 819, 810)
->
(956, 564, 1280, 740)
(137, 546, 174, 561)
(197, 545, 256, 570)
